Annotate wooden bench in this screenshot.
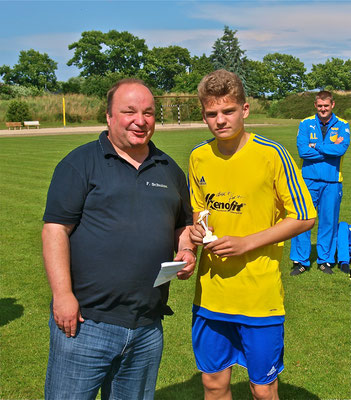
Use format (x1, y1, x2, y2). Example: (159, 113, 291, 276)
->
(24, 121, 40, 129)
(6, 122, 22, 130)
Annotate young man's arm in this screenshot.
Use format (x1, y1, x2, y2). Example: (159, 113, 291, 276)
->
(42, 222, 84, 337)
(202, 217, 315, 258)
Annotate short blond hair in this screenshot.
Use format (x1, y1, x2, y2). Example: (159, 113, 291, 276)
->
(198, 69, 246, 106)
(315, 90, 334, 103)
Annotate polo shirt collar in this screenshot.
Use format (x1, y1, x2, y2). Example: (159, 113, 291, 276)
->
(98, 130, 167, 163)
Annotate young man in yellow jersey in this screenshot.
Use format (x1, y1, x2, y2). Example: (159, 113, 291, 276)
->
(188, 69, 316, 400)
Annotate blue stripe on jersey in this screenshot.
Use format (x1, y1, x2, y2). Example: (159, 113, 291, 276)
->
(253, 135, 308, 219)
(191, 138, 215, 153)
(193, 305, 285, 326)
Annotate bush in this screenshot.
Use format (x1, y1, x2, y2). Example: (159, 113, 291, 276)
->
(344, 108, 351, 122)
(0, 84, 43, 100)
(6, 100, 32, 122)
(96, 102, 107, 124)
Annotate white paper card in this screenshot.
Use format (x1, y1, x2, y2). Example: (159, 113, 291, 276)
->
(153, 261, 187, 287)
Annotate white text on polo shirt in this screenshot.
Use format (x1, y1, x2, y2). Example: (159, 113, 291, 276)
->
(146, 182, 168, 189)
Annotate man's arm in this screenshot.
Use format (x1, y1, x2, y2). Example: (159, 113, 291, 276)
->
(203, 217, 315, 258)
(297, 121, 325, 161)
(174, 225, 197, 280)
(313, 124, 350, 157)
(42, 222, 84, 337)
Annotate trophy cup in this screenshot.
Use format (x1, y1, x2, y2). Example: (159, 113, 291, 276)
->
(197, 210, 218, 243)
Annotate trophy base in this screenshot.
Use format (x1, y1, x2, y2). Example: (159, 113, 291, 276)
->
(203, 235, 218, 244)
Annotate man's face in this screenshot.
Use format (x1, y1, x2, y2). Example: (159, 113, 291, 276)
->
(314, 98, 335, 123)
(106, 83, 155, 151)
(202, 95, 249, 141)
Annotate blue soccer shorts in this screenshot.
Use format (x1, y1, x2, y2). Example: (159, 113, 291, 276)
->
(192, 315, 284, 385)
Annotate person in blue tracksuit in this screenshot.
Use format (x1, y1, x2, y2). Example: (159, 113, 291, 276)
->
(290, 91, 350, 275)
(337, 222, 351, 275)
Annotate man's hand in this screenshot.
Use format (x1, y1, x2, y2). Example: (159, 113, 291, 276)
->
(335, 136, 344, 144)
(52, 292, 84, 338)
(205, 236, 249, 258)
(174, 249, 197, 280)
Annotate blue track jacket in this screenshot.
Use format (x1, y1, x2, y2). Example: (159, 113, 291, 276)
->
(297, 113, 350, 182)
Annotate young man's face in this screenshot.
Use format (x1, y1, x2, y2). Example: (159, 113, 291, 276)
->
(314, 98, 335, 123)
(202, 95, 249, 141)
(106, 83, 155, 152)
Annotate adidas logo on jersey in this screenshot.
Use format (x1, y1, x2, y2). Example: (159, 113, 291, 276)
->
(199, 176, 206, 185)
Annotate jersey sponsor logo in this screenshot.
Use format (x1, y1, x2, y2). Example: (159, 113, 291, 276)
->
(309, 125, 316, 130)
(146, 181, 168, 188)
(267, 366, 277, 376)
(199, 176, 206, 185)
(205, 193, 245, 213)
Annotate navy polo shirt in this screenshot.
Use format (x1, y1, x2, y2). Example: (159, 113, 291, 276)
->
(43, 131, 192, 329)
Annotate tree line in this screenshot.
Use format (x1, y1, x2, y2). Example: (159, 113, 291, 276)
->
(1, 26, 351, 100)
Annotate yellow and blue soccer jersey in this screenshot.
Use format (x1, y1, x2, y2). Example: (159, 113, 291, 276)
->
(188, 133, 316, 326)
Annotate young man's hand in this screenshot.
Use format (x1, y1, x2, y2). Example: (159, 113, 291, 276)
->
(205, 236, 250, 257)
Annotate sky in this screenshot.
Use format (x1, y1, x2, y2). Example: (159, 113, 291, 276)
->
(1, 0, 351, 82)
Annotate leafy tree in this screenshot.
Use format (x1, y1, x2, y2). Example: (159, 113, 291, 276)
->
(263, 53, 306, 99)
(306, 58, 351, 91)
(210, 26, 248, 89)
(172, 71, 203, 94)
(145, 46, 191, 91)
(67, 30, 148, 77)
(81, 71, 125, 98)
(60, 77, 85, 94)
(0, 49, 58, 90)
(245, 60, 275, 98)
(190, 54, 214, 75)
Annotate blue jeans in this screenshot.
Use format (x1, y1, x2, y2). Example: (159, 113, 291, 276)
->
(45, 314, 163, 400)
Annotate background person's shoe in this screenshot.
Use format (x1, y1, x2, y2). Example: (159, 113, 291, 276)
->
(339, 263, 350, 274)
(290, 262, 307, 276)
(318, 263, 333, 274)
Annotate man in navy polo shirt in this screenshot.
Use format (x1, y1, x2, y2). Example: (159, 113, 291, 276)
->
(42, 78, 196, 400)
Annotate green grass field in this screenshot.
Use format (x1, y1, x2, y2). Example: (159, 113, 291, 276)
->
(1, 123, 350, 400)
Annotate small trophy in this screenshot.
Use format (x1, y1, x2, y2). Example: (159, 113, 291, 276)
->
(197, 210, 218, 243)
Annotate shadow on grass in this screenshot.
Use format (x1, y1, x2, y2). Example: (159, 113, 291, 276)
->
(155, 373, 320, 399)
(0, 297, 24, 326)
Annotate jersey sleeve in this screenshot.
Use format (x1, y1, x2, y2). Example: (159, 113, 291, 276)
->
(43, 159, 88, 224)
(188, 151, 205, 213)
(273, 146, 316, 221)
